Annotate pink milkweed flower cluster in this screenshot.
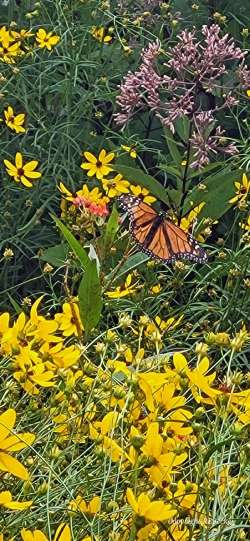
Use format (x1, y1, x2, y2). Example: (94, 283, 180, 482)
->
(115, 24, 247, 169)
(72, 195, 109, 217)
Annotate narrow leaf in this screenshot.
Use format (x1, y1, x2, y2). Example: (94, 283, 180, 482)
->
(51, 215, 89, 270)
(100, 204, 119, 259)
(164, 127, 183, 168)
(78, 260, 102, 332)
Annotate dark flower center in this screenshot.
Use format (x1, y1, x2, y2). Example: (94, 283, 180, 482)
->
(17, 168, 24, 176)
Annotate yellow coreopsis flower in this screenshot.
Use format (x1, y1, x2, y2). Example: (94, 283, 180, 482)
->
(54, 301, 83, 337)
(0, 409, 35, 480)
(91, 26, 112, 43)
(36, 29, 60, 50)
(0, 35, 21, 63)
(69, 494, 101, 515)
(129, 185, 156, 204)
(21, 524, 70, 541)
(126, 488, 177, 522)
(81, 149, 115, 180)
(0, 491, 32, 511)
(4, 152, 41, 188)
(121, 145, 137, 158)
(3, 106, 26, 133)
(105, 273, 139, 298)
(173, 479, 198, 510)
(229, 173, 250, 204)
(102, 174, 130, 198)
(13, 347, 56, 395)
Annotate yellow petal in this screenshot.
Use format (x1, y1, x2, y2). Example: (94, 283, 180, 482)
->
(173, 352, 188, 373)
(0, 409, 16, 442)
(21, 529, 34, 541)
(1, 432, 35, 452)
(126, 488, 138, 513)
(83, 151, 97, 164)
(53, 524, 71, 541)
(23, 160, 38, 172)
(15, 152, 23, 169)
(4, 499, 32, 510)
(0, 452, 29, 480)
(0, 490, 12, 504)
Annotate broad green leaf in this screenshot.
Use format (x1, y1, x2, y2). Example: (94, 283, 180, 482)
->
(40, 244, 68, 268)
(51, 215, 89, 270)
(183, 168, 240, 220)
(100, 204, 119, 259)
(116, 253, 149, 279)
(113, 165, 169, 206)
(78, 260, 102, 332)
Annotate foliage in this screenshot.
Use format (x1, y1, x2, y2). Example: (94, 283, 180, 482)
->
(0, 1, 249, 540)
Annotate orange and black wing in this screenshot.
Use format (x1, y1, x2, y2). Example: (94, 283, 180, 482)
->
(118, 195, 207, 264)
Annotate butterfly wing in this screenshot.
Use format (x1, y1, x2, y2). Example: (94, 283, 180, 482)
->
(118, 195, 207, 264)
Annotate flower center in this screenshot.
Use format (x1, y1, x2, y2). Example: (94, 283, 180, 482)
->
(17, 168, 24, 176)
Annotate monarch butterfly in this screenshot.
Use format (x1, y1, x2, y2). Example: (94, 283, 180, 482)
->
(118, 194, 207, 264)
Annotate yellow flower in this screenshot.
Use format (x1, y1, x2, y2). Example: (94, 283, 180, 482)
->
(105, 274, 138, 298)
(229, 173, 250, 204)
(0, 34, 21, 63)
(173, 479, 198, 509)
(0, 490, 32, 511)
(0, 409, 35, 480)
(13, 348, 56, 395)
(91, 27, 112, 43)
(21, 524, 71, 541)
(129, 184, 156, 203)
(230, 325, 249, 352)
(4, 152, 41, 188)
(102, 174, 130, 198)
(141, 422, 187, 486)
(36, 29, 60, 50)
(81, 149, 115, 180)
(55, 301, 83, 337)
(247, 90, 250, 97)
(126, 488, 177, 522)
(239, 215, 250, 231)
(150, 284, 162, 294)
(121, 145, 137, 158)
(3, 106, 26, 133)
(69, 495, 101, 515)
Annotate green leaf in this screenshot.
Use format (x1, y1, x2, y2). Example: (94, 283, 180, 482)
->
(40, 244, 68, 268)
(159, 164, 182, 179)
(163, 127, 183, 168)
(175, 117, 190, 141)
(116, 253, 149, 279)
(51, 215, 89, 270)
(7, 294, 22, 314)
(78, 260, 102, 332)
(113, 165, 169, 206)
(183, 168, 240, 220)
(100, 204, 119, 259)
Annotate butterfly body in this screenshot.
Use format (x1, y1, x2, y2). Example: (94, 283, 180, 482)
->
(118, 194, 207, 264)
